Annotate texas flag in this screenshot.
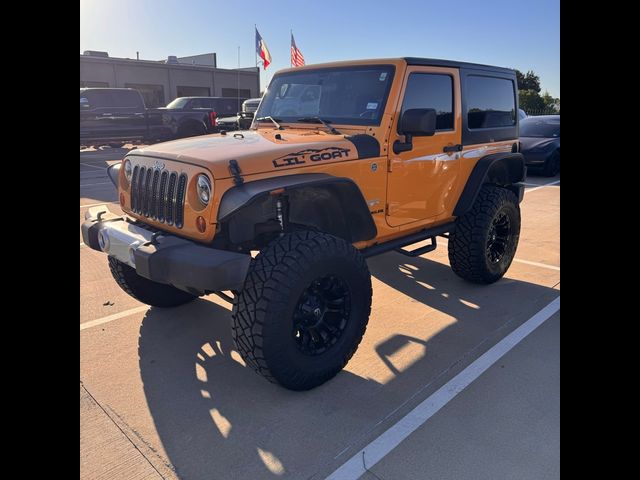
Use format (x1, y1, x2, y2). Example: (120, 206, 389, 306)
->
(255, 28, 272, 70)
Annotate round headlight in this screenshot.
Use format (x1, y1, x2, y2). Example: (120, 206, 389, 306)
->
(123, 159, 133, 182)
(197, 174, 212, 205)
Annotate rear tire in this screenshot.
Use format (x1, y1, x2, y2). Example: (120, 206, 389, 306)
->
(108, 257, 197, 308)
(542, 151, 560, 177)
(448, 185, 520, 284)
(232, 231, 372, 390)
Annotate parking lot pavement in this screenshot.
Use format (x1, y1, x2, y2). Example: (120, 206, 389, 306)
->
(362, 312, 560, 480)
(80, 160, 559, 479)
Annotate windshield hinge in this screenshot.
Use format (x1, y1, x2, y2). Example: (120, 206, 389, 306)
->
(228, 159, 244, 186)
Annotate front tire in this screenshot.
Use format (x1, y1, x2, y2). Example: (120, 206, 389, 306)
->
(108, 257, 197, 308)
(232, 231, 372, 390)
(542, 150, 560, 176)
(448, 185, 521, 284)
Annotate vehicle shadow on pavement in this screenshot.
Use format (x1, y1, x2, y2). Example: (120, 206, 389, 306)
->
(137, 253, 557, 479)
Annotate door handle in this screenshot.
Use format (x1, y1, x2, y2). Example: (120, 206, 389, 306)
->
(443, 144, 463, 153)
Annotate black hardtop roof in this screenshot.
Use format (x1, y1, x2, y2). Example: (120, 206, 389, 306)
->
(404, 57, 515, 74)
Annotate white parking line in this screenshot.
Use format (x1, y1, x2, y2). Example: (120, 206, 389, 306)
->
(325, 296, 560, 480)
(80, 202, 115, 208)
(80, 162, 107, 170)
(80, 181, 113, 187)
(513, 258, 560, 271)
(526, 180, 560, 193)
(80, 306, 149, 331)
(436, 238, 559, 271)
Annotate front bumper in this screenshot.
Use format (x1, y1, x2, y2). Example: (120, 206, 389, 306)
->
(81, 205, 251, 294)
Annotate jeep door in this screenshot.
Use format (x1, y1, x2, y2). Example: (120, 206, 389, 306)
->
(386, 67, 461, 227)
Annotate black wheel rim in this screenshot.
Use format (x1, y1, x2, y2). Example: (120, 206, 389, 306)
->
(486, 211, 512, 263)
(292, 275, 351, 356)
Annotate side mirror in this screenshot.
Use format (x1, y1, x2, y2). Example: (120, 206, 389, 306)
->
(400, 108, 437, 136)
(394, 108, 437, 154)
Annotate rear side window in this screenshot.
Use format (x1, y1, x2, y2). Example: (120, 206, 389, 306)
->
(466, 76, 515, 129)
(110, 90, 144, 108)
(189, 99, 206, 109)
(218, 99, 240, 114)
(401, 73, 454, 131)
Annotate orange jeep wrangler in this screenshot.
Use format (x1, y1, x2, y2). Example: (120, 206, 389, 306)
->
(82, 58, 525, 390)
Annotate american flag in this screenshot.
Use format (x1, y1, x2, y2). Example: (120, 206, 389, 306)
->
(290, 33, 305, 67)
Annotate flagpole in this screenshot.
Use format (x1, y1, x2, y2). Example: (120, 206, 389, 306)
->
(290, 29, 293, 67)
(237, 45, 241, 113)
(255, 23, 260, 95)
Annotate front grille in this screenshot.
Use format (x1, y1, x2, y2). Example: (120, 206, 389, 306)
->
(131, 166, 187, 229)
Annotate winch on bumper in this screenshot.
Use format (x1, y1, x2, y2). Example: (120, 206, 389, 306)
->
(81, 205, 251, 294)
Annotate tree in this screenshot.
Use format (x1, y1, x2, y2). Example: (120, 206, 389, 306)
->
(519, 89, 545, 112)
(541, 90, 560, 112)
(514, 69, 559, 113)
(515, 69, 541, 93)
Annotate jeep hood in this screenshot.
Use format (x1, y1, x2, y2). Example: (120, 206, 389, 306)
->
(129, 129, 376, 180)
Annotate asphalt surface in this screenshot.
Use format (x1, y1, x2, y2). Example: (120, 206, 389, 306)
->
(80, 145, 560, 479)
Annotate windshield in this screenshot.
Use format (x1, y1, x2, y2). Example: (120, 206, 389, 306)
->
(165, 98, 190, 109)
(255, 65, 395, 126)
(520, 117, 560, 137)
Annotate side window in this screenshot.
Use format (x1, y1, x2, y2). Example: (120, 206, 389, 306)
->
(111, 90, 143, 109)
(190, 99, 205, 109)
(81, 91, 113, 109)
(222, 99, 240, 113)
(466, 76, 515, 129)
(401, 73, 454, 131)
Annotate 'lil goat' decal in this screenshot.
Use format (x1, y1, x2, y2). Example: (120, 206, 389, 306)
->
(272, 147, 351, 168)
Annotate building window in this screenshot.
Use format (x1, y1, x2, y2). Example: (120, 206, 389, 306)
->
(401, 73, 454, 131)
(176, 86, 210, 98)
(80, 81, 109, 88)
(222, 88, 251, 98)
(125, 83, 165, 108)
(466, 76, 516, 129)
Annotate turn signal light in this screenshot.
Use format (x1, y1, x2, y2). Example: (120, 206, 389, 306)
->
(196, 216, 207, 233)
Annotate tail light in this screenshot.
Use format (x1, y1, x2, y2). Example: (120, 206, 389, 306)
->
(210, 111, 217, 126)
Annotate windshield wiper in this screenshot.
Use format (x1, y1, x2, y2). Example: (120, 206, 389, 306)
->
(296, 117, 340, 135)
(254, 116, 283, 130)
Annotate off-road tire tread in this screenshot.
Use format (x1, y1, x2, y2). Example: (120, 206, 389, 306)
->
(449, 185, 520, 284)
(232, 231, 372, 389)
(108, 257, 196, 308)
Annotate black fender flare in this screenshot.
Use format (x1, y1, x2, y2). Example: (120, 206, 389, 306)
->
(453, 152, 526, 216)
(218, 173, 377, 244)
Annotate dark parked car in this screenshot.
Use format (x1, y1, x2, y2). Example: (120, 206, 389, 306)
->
(216, 97, 262, 131)
(80, 88, 173, 148)
(161, 97, 246, 136)
(519, 115, 560, 176)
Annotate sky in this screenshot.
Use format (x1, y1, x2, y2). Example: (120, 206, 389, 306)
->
(80, 0, 560, 97)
